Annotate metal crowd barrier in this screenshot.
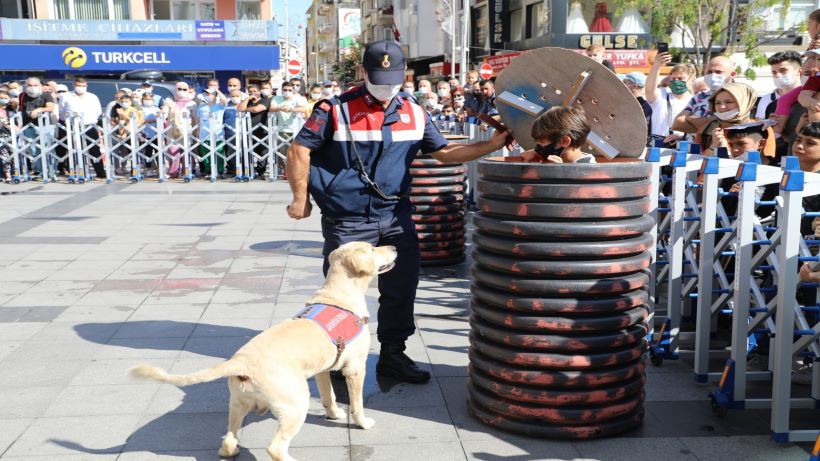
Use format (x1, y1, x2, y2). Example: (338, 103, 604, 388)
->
(648, 143, 819, 445)
(0, 109, 309, 184)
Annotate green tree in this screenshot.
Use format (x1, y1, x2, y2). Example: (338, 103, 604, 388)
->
(332, 41, 362, 84)
(612, 0, 795, 77)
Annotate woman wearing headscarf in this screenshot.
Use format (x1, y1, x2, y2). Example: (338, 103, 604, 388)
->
(701, 82, 776, 158)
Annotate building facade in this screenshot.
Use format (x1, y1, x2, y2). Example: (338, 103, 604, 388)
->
(305, 0, 359, 84)
(0, 1, 280, 86)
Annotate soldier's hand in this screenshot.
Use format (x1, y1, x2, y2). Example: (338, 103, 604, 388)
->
(287, 198, 312, 220)
(489, 128, 513, 150)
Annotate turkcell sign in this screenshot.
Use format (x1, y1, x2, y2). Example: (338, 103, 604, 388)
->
(0, 45, 280, 71)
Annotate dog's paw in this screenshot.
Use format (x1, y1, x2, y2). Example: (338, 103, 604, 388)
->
(355, 416, 375, 430)
(325, 405, 345, 420)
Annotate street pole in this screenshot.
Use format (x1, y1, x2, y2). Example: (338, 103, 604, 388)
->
(451, 0, 457, 78)
(285, 0, 289, 60)
(461, 0, 469, 84)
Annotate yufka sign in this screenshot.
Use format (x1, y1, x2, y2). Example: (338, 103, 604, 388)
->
(0, 19, 277, 42)
(0, 45, 280, 71)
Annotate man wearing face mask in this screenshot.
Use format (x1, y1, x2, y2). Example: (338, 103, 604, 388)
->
(753, 51, 803, 120)
(58, 77, 104, 178)
(321, 80, 335, 99)
(238, 82, 273, 178)
(223, 86, 246, 176)
(285, 40, 511, 385)
(672, 55, 736, 134)
(269, 81, 308, 178)
(20, 77, 56, 180)
(141, 81, 163, 107)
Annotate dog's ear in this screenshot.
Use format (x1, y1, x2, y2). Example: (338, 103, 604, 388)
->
(341, 247, 375, 277)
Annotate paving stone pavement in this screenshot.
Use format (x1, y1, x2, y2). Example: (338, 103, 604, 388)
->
(0, 180, 814, 461)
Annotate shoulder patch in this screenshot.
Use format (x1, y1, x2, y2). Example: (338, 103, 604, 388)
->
(319, 101, 332, 112)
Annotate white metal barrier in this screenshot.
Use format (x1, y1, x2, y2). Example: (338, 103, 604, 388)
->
(648, 143, 819, 445)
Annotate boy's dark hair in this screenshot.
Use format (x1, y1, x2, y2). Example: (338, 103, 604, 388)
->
(531, 106, 591, 149)
(725, 130, 764, 143)
(281, 82, 294, 90)
(799, 121, 820, 138)
(768, 51, 802, 67)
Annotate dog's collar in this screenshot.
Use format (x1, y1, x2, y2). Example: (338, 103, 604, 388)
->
(294, 303, 369, 369)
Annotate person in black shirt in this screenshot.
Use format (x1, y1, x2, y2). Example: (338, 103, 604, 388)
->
(622, 72, 653, 143)
(20, 77, 56, 179)
(237, 83, 273, 178)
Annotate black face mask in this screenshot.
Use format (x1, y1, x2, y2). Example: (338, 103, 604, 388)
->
(534, 142, 564, 159)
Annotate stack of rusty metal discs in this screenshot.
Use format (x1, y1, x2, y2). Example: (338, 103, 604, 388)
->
(410, 154, 468, 266)
(467, 157, 654, 439)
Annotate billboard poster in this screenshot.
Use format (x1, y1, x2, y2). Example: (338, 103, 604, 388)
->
(338, 8, 361, 56)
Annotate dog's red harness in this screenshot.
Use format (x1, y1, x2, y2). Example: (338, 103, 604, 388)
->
(294, 303, 368, 367)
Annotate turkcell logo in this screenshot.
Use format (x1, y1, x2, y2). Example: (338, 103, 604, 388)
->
(61, 47, 87, 68)
(61, 46, 171, 68)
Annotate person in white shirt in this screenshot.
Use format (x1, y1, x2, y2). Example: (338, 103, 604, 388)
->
(269, 81, 306, 178)
(754, 51, 803, 120)
(58, 78, 105, 177)
(645, 52, 694, 147)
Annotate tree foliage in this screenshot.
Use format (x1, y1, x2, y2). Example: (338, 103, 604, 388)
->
(332, 41, 362, 84)
(612, 0, 795, 77)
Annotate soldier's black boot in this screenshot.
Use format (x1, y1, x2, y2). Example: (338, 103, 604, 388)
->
(376, 341, 431, 384)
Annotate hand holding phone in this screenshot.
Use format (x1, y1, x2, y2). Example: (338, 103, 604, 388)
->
(657, 42, 669, 54)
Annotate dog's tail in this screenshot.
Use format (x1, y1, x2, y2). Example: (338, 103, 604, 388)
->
(130, 358, 248, 387)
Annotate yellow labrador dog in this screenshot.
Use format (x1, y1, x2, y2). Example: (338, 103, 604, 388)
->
(131, 241, 397, 461)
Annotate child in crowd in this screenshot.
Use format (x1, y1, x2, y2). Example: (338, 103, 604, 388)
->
(520, 106, 596, 164)
(798, 50, 820, 122)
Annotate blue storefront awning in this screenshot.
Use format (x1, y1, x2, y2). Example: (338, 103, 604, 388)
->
(0, 44, 280, 71)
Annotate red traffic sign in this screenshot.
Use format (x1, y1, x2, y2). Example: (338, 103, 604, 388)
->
(479, 63, 493, 80)
(287, 59, 301, 75)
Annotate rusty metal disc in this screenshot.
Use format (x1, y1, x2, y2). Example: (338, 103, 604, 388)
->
(478, 157, 651, 181)
(411, 157, 462, 167)
(477, 178, 652, 201)
(468, 349, 646, 388)
(470, 316, 647, 351)
(471, 266, 650, 296)
(494, 46, 647, 157)
(472, 248, 650, 277)
(415, 222, 466, 233)
(469, 367, 645, 407)
(477, 196, 651, 220)
(472, 232, 653, 258)
(470, 284, 648, 314)
(471, 300, 649, 333)
(413, 203, 465, 214)
(411, 175, 466, 186)
(409, 166, 467, 176)
(418, 238, 466, 250)
(410, 184, 466, 195)
(413, 212, 466, 223)
(468, 383, 644, 430)
(418, 230, 466, 241)
(421, 248, 465, 260)
(469, 333, 647, 369)
(468, 396, 645, 439)
(411, 193, 465, 205)
(471, 212, 655, 240)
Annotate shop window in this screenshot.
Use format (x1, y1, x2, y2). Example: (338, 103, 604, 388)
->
(53, 0, 130, 20)
(509, 8, 522, 42)
(526, 1, 549, 39)
(566, 0, 649, 34)
(760, 0, 814, 32)
(237, 0, 260, 20)
(153, 0, 214, 20)
(0, 0, 22, 18)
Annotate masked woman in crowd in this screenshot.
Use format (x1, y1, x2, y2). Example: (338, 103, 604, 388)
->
(700, 82, 775, 158)
(0, 89, 13, 182)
